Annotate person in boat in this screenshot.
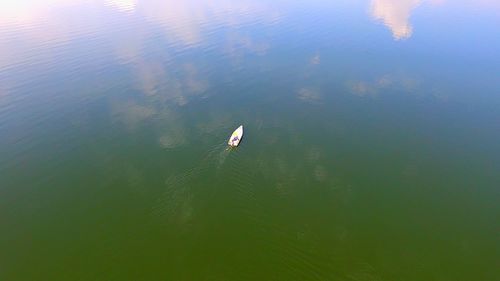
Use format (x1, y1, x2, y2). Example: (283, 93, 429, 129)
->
(232, 136, 239, 145)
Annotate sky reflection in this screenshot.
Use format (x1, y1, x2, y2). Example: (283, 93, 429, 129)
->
(1, 2, 499, 281)
(1, 0, 499, 104)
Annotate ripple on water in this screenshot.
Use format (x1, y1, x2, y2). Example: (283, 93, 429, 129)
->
(151, 141, 228, 223)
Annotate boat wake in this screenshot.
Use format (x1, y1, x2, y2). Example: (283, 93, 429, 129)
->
(150, 141, 241, 224)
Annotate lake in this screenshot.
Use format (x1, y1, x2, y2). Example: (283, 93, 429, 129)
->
(1, 0, 499, 280)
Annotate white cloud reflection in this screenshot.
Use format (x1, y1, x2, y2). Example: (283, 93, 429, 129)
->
(370, 0, 449, 40)
(370, 0, 422, 40)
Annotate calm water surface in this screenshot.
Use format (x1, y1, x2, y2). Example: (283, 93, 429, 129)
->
(1, 0, 499, 280)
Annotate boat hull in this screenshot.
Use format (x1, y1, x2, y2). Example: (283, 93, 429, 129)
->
(228, 125, 244, 147)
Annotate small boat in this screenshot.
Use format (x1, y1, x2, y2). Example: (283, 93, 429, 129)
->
(228, 125, 244, 147)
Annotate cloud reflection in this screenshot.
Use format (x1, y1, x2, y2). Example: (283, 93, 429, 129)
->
(137, 0, 280, 47)
(310, 54, 320, 65)
(0, 0, 280, 69)
(111, 100, 156, 130)
(370, 0, 422, 40)
(349, 74, 418, 97)
(132, 59, 209, 105)
(298, 88, 322, 103)
(370, 0, 449, 39)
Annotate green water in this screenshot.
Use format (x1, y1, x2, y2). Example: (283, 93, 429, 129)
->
(1, 0, 499, 280)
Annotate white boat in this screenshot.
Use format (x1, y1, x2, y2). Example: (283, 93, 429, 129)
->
(228, 125, 244, 147)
